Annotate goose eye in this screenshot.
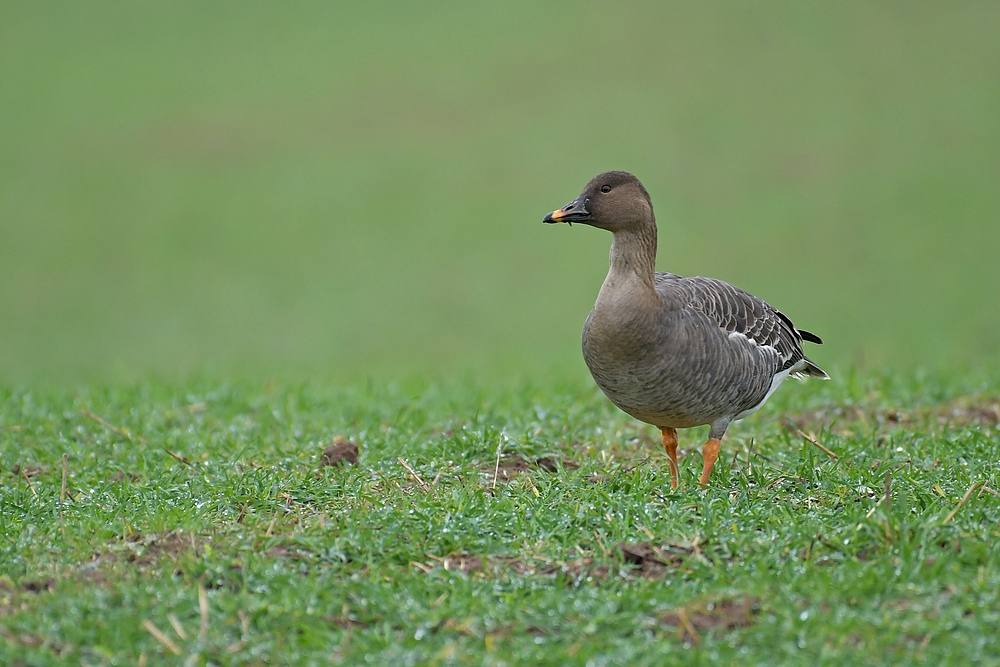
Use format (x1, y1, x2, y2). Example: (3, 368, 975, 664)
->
(600, 185, 611, 193)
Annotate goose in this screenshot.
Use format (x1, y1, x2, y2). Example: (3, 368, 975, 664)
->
(544, 171, 828, 487)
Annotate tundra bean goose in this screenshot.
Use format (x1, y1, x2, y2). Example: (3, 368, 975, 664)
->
(544, 171, 828, 487)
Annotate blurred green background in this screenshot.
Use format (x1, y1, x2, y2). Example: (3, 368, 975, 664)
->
(1, 1, 998, 383)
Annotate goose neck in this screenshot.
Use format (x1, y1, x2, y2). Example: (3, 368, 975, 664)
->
(608, 226, 657, 286)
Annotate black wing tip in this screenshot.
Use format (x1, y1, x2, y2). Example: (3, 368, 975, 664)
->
(798, 329, 823, 345)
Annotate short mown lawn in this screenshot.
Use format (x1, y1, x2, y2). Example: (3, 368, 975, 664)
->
(2, 374, 998, 666)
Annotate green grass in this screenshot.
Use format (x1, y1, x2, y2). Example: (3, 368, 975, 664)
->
(2, 373, 999, 665)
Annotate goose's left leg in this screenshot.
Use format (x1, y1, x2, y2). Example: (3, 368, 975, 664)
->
(660, 428, 679, 489)
(699, 419, 730, 486)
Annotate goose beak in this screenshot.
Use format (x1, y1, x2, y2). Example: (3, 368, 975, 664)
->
(543, 196, 590, 224)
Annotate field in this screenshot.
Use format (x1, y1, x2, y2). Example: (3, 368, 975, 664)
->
(2, 2, 1000, 380)
(3, 2, 1000, 665)
(2, 374, 999, 665)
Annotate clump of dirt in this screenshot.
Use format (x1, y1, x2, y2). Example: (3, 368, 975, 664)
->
(1, 577, 55, 596)
(435, 553, 487, 575)
(127, 531, 199, 566)
(0, 627, 66, 653)
(784, 398, 1000, 433)
(17, 579, 55, 593)
(0, 599, 19, 618)
(534, 457, 578, 473)
(90, 530, 201, 571)
(327, 614, 369, 629)
(8, 532, 203, 599)
(0, 578, 56, 619)
(489, 455, 531, 481)
(661, 596, 760, 642)
(485, 454, 579, 482)
(414, 552, 609, 581)
(264, 544, 314, 561)
(321, 436, 359, 467)
(619, 542, 690, 579)
(503, 556, 610, 581)
(8, 464, 47, 478)
(416, 545, 712, 583)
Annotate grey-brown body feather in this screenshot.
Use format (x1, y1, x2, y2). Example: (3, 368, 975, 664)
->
(582, 271, 825, 432)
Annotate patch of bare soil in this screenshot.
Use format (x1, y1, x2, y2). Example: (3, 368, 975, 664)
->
(327, 614, 370, 629)
(0, 582, 15, 617)
(534, 457, 578, 472)
(122, 531, 200, 567)
(431, 553, 487, 575)
(110, 470, 141, 483)
(264, 544, 315, 561)
(414, 541, 705, 583)
(0, 577, 56, 618)
(0, 577, 70, 619)
(414, 552, 608, 582)
(0, 600, 20, 618)
(661, 595, 760, 642)
(485, 454, 579, 483)
(784, 398, 1000, 433)
(0, 626, 69, 655)
(320, 437, 359, 467)
(619, 542, 688, 579)
(81, 530, 202, 577)
(8, 463, 47, 478)
(17, 578, 55, 593)
(88, 531, 248, 592)
(6, 532, 211, 604)
(500, 556, 609, 581)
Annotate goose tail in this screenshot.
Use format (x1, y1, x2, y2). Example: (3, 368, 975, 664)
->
(794, 358, 830, 380)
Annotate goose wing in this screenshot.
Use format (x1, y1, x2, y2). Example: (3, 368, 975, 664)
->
(655, 273, 827, 378)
